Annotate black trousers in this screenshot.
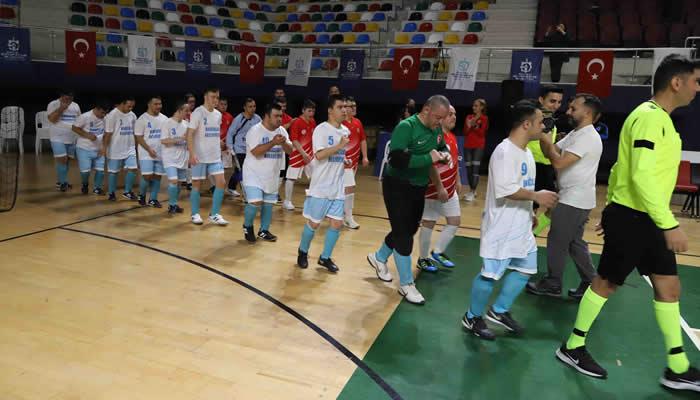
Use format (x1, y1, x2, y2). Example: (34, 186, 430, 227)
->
(228, 153, 246, 190)
(549, 55, 566, 83)
(382, 176, 427, 256)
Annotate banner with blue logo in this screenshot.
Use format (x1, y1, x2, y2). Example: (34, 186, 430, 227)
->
(127, 35, 156, 76)
(446, 47, 480, 91)
(0, 27, 31, 69)
(510, 50, 543, 97)
(185, 40, 210, 75)
(338, 50, 364, 89)
(285, 48, 312, 87)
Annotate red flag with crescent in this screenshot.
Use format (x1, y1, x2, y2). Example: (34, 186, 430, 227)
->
(65, 31, 96, 75)
(240, 45, 265, 85)
(392, 48, 421, 91)
(577, 50, 614, 98)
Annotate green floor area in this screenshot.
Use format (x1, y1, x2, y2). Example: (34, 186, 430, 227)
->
(338, 236, 700, 400)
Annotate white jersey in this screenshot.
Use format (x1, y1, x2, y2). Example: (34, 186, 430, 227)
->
(243, 122, 292, 193)
(555, 124, 602, 210)
(480, 139, 537, 260)
(73, 110, 105, 152)
(47, 99, 81, 144)
(135, 112, 168, 161)
(161, 118, 189, 169)
(189, 105, 222, 164)
(105, 108, 137, 160)
(306, 122, 350, 200)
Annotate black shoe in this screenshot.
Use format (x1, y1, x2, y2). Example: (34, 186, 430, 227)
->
(123, 191, 138, 201)
(180, 181, 188, 187)
(318, 257, 339, 273)
(174, 204, 184, 213)
(93, 187, 105, 195)
(461, 313, 495, 341)
(486, 308, 525, 334)
(556, 344, 608, 379)
(243, 224, 256, 243)
(148, 199, 162, 208)
(168, 205, 177, 215)
(59, 183, 70, 192)
(208, 185, 215, 194)
(660, 366, 700, 392)
(526, 279, 562, 297)
(257, 230, 277, 242)
(568, 281, 590, 300)
(297, 249, 308, 269)
(56, 181, 61, 190)
(137, 194, 147, 207)
(417, 257, 438, 272)
(186, 183, 192, 191)
(81, 184, 89, 194)
(108, 192, 116, 201)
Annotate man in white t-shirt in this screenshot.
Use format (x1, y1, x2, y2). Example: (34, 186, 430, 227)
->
(462, 99, 558, 341)
(241, 103, 294, 243)
(526, 94, 603, 300)
(161, 101, 189, 215)
(296, 95, 351, 273)
(186, 87, 228, 226)
(71, 101, 109, 195)
(135, 96, 169, 208)
(103, 96, 138, 202)
(47, 90, 81, 191)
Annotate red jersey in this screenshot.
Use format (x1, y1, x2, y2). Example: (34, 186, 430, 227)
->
(220, 111, 233, 145)
(425, 131, 460, 200)
(282, 113, 293, 126)
(342, 117, 366, 170)
(464, 114, 489, 149)
(289, 117, 316, 167)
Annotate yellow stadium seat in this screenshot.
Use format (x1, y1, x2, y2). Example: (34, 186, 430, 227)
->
(343, 33, 357, 43)
(104, 6, 119, 16)
(266, 58, 281, 68)
(274, 13, 286, 22)
(439, 12, 452, 20)
(261, 33, 274, 43)
(395, 33, 409, 44)
(231, 9, 243, 18)
(287, 5, 297, 12)
(187, 0, 200, 3)
(348, 13, 361, 22)
(475, 1, 489, 10)
(301, 23, 313, 32)
(444, 33, 459, 44)
(366, 22, 379, 32)
(200, 27, 213, 37)
(236, 20, 249, 29)
(118, 0, 134, 5)
(435, 22, 448, 32)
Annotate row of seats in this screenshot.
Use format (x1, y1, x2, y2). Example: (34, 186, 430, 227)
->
(378, 58, 449, 72)
(402, 21, 484, 33)
(83, 0, 392, 8)
(407, 10, 485, 21)
(404, 11, 485, 24)
(394, 32, 480, 45)
(416, 1, 487, 11)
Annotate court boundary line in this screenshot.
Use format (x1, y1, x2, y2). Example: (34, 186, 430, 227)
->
(641, 276, 700, 351)
(58, 226, 404, 400)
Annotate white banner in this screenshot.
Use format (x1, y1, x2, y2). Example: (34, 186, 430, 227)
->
(285, 48, 312, 87)
(446, 47, 480, 91)
(652, 48, 692, 95)
(128, 35, 156, 76)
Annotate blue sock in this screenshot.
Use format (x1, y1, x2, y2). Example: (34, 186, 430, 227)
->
(139, 177, 148, 196)
(125, 170, 136, 193)
(168, 183, 178, 206)
(65, 162, 70, 178)
(150, 179, 161, 201)
(393, 250, 413, 286)
(190, 189, 200, 215)
(176, 185, 181, 198)
(211, 188, 224, 216)
(321, 227, 340, 260)
(94, 171, 104, 190)
(57, 163, 68, 184)
(467, 274, 496, 318)
(108, 173, 117, 194)
(243, 203, 259, 227)
(492, 271, 531, 314)
(260, 202, 273, 231)
(299, 223, 316, 253)
(80, 171, 89, 185)
(376, 241, 393, 263)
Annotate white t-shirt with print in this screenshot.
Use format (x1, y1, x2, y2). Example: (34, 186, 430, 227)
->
(135, 112, 168, 161)
(161, 118, 189, 169)
(243, 122, 292, 194)
(306, 122, 350, 200)
(105, 108, 137, 160)
(555, 124, 602, 210)
(47, 100, 81, 144)
(189, 105, 222, 164)
(73, 110, 105, 152)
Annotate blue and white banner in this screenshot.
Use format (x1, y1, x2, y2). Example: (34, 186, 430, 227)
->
(185, 40, 210, 75)
(128, 35, 156, 76)
(285, 48, 312, 86)
(339, 49, 364, 88)
(510, 50, 543, 97)
(0, 27, 31, 68)
(446, 47, 480, 91)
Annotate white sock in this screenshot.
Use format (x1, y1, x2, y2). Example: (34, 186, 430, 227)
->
(186, 168, 192, 184)
(435, 224, 458, 254)
(344, 193, 354, 220)
(419, 226, 433, 259)
(285, 179, 294, 202)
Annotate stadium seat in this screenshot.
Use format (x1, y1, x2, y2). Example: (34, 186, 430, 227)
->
(249, 3, 260, 11)
(336, 13, 348, 22)
(163, 1, 175, 10)
(217, 7, 230, 16)
(319, 48, 332, 56)
(366, 22, 379, 31)
(204, 5, 217, 15)
(266, 58, 281, 68)
(386, 48, 394, 57)
(356, 33, 369, 43)
(180, 14, 193, 24)
(149, 0, 162, 8)
(242, 31, 255, 41)
(445, 2, 458, 10)
(344, 3, 356, 12)
(184, 26, 199, 35)
(348, 13, 360, 22)
(313, 22, 326, 32)
(276, 23, 289, 32)
(422, 48, 437, 57)
(460, 2, 473, 10)
(321, 4, 331, 12)
(118, 0, 133, 5)
(353, 23, 366, 32)
(424, 11, 438, 20)
(156, 37, 172, 46)
(107, 33, 122, 42)
(249, 21, 261, 30)
(439, 12, 452, 20)
(105, 17, 120, 28)
(134, 0, 147, 7)
(236, 20, 248, 29)
(165, 12, 177, 22)
(420, 60, 431, 72)
(332, 4, 343, 12)
(120, 7, 134, 17)
(455, 11, 468, 20)
(219, 43, 233, 52)
(360, 11, 372, 21)
(302, 23, 314, 32)
(311, 13, 322, 21)
(277, 32, 291, 43)
(289, 23, 301, 31)
(327, 23, 339, 32)
(356, 4, 368, 12)
(297, 4, 309, 13)
(451, 21, 466, 31)
(280, 57, 288, 69)
(311, 58, 323, 70)
(136, 9, 149, 19)
(287, 4, 296, 12)
(138, 21, 153, 31)
(177, 3, 189, 12)
(173, 40, 184, 48)
(410, 33, 426, 44)
(372, 12, 385, 21)
(670, 23, 689, 46)
(395, 33, 409, 44)
(225, 0, 237, 8)
(88, 4, 102, 14)
(340, 22, 352, 32)
(261, 33, 274, 43)
(621, 23, 642, 45)
(429, 2, 444, 10)
(1, 0, 18, 4)
(419, 22, 432, 32)
(471, 11, 485, 20)
(379, 59, 393, 70)
(89, 16, 104, 27)
(303, 33, 317, 43)
(475, 1, 488, 10)
(160, 49, 176, 61)
(323, 13, 334, 22)
(369, 3, 380, 11)
(343, 33, 356, 43)
(309, 4, 320, 12)
(381, 3, 392, 11)
(299, 13, 310, 22)
(177, 51, 185, 62)
(322, 59, 338, 70)
(195, 15, 208, 25)
(445, 33, 459, 44)
(428, 33, 443, 43)
(462, 33, 478, 44)
(317, 33, 330, 43)
(229, 9, 242, 18)
(435, 22, 448, 32)
(263, 22, 275, 32)
(266, 47, 278, 57)
(107, 45, 124, 57)
(225, 54, 239, 66)
(104, 0, 117, 4)
(200, 27, 213, 37)
(191, 5, 204, 15)
(169, 24, 183, 34)
(154, 22, 167, 32)
(468, 22, 482, 32)
(243, 10, 254, 19)
(105, 5, 119, 15)
(255, 12, 267, 21)
(290, 33, 303, 43)
(287, 13, 298, 22)
(227, 30, 241, 40)
(645, 24, 668, 46)
(96, 44, 106, 56)
(209, 17, 222, 26)
(213, 28, 226, 38)
(330, 33, 343, 43)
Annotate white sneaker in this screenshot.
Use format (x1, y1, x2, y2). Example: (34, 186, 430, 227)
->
(464, 192, 475, 202)
(208, 213, 229, 226)
(225, 188, 240, 197)
(399, 283, 425, 305)
(367, 252, 393, 282)
(191, 213, 203, 225)
(344, 218, 360, 229)
(283, 201, 295, 210)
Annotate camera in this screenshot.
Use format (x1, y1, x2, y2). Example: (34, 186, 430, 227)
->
(543, 116, 556, 133)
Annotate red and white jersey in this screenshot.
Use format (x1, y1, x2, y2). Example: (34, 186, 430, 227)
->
(425, 130, 460, 200)
(289, 117, 316, 167)
(342, 117, 366, 170)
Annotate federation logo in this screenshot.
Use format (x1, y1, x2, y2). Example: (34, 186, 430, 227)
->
(346, 60, 357, 72)
(301, 129, 307, 135)
(7, 37, 19, 52)
(137, 47, 147, 58)
(458, 60, 470, 73)
(520, 58, 533, 74)
(193, 50, 204, 63)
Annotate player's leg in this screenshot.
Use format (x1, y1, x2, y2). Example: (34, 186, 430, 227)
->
(243, 185, 264, 242)
(431, 194, 460, 268)
(486, 250, 537, 335)
(93, 154, 105, 195)
(367, 178, 398, 282)
(77, 148, 92, 194)
(147, 162, 164, 208)
(317, 200, 344, 272)
(469, 147, 483, 198)
(462, 148, 472, 200)
(165, 167, 180, 214)
(189, 163, 205, 224)
(391, 183, 426, 304)
(257, 192, 278, 240)
(107, 158, 123, 201)
(417, 200, 439, 273)
(138, 159, 154, 206)
(297, 197, 322, 268)
(343, 169, 360, 229)
(122, 154, 138, 200)
(205, 163, 227, 225)
(528, 203, 574, 296)
(284, 166, 302, 210)
(51, 142, 70, 190)
(462, 259, 505, 341)
(567, 209, 596, 299)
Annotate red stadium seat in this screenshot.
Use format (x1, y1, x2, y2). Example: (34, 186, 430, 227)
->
(599, 25, 620, 46)
(180, 14, 194, 24)
(303, 33, 317, 43)
(445, 2, 458, 10)
(645, 24, 668, 46)
(669, 23, 689, 47)
(105, 17, 120, 28)
(177, 3, 189, 13)
(289, 23, 301, 31)
(242, 31, 255, 41)
(88, 4, 103, 14)
(379, 59, 393, 70)
(322, 58, 338, 70)
(622, 23, 643, 46)
(419, 22, 433, 32)
(455, 11, 468, 20)
(675, 161, 699, 217)
(156, 37, 172, 47)
(462, 33, 478, 44)
(352, 23, 366, 32)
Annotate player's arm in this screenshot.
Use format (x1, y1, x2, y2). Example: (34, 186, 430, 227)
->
(134, 120, 157, 158)
(72, 118, 96, 141)
(225, 118, 238, 150)
(279, 129, 294, 154)
(314, 135, 349, 160)
(540, 131, 580, 169)
(493, 154, 558, 207)
(102, 115, 114, 155)
(359, 122, 369, 166)
(283, 117, 296, 131)
(388, 124, 442, 169)
(47, 101, 69, 123)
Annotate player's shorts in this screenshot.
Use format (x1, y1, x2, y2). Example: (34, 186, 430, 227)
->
(76, 147, 105, 172)
(51, 141, 76, 158)
(343, 168, 356, 187)
(140, 159, 165, 176)
(191, 162, 224, 180)
(107, 154, 138, 173)
(481, 247, 538, 280)
(244, 185, 278, 204)
(303, 196, 345, 224)
(422, 192, 461, 221)
(597, 202, 677, 286)
(221, 150, 233, 168)
(286, 164, 313, 180)
(165, 166, 187, 182)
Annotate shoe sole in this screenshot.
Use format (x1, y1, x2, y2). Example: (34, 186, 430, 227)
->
(525, 286, 562, 297)
(485, 312, 524, 334)
(555, 348, 607, 379)
(258, 237, 277, 242)
(344, 223, 360, 229)
(398, 289, 424, 305)
(417, 262, 439, 273)
(660, 377, 700, 392)
(461, 318, 495, 341)
(367, 254, 392, 282)
(191, 220, 204, 225)
(209, 220, 229, 226)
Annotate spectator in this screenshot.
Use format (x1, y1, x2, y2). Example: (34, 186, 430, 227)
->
(328, 85, 340, 96)
(462, 98, 489, 201)
(545, 23, 571, 83)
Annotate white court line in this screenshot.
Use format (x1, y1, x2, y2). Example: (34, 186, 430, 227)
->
(642, 275, 700, 351)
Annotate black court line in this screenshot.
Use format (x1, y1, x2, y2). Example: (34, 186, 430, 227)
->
(58, 226, 403, 400)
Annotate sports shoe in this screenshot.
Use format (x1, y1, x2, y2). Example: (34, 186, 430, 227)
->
(555, 344, 608, 379)
(462, 313, 495, 340)
(225, 188, 240, 197)
(344, 218, 360, 229)
(81, 183, 89, 194)
(257, 230, 277, 242)
(526, 279, 562, 297)
(60, 183, 71, 192)
(431, 251, 455, 268)
(399, 283, 425, 305)
(122, 191, 138, 201)
(148, 199, 163, 208)
(167, 205, 178, 215)
(55, 182, 61, 190)
(191, 213, 204, 225)
(367, 252, 393, 282)
(208, 185, 215, 194)
(568, 281, 590, 300)
(283, 201, 295, 210)
(464, 192, 475, 202)
(93, 188, 105, 195)
(108, 192, 117, 201)
(417, 257, 438, 273)
(186, 183, 192, 191)
(660, 366, 700, 392)
(173, 204, 184, 213)
(243, 224, 256, 243)
(318, 257, 339, 273)
(486, 308, 525, 334)
(208, 214, 229, 226)
(297, 249, 308, 269)
(137, 194, 147, 207)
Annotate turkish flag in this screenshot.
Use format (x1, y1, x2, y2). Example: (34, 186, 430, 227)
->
(65, 31, 96, 75)
(577, 50, 614, 98)
(392, 48, 421, 91)
(240, 45, 265, 84)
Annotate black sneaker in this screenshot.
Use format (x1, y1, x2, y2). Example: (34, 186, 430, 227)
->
(257, 230, 277, 242)
(59, 183, 70, 192)
(93, 187, 105, 195)
(243, 224, 256, 243)
(167, 205, 177, 215)
(486, 308, 525, 334)
(174, 204, 184, 213)
(81, 183, 89, 194)
(461, 313, 495, 341)
(148, 199, 162, 208)
(556, 343, 608, 379)
(186, 183, 192, 191)
(318, 257, 339, 273)
(568, 281, 590, 300)
(123, 191, 138, 201)
(417, 257, 438, 272)
(660, 366, 700, 392)
(297, 249, 308, 269)
(56, 181, 61, 190)
(108, 192, 116, 201)
(208, 185, 215, 194)
(137, 194, 147, 207)
(526, 279, 562, 297)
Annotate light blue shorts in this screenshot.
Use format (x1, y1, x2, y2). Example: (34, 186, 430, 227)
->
(481, 248, 538, 280)
(140, 159, 165, 176)
(244, 185, 278, 204)
(51, 141, 76, 158)
(302, 196, 345, 224)
(107, 154, 138, 173)
(191, 162, 224, 180)
(77, 147, 105, 172)
(165, 166, 187, 182)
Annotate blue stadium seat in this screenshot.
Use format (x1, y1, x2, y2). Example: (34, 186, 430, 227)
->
(2, 0, 19, 4)
(356, 33, 370, 43)
(311, 58, 323, 70)
(320, 49, 333, 56)
(163, 1, 175, 11)
(287, 13, 298, 22)
(313, 23, 325, 32)
(323, 13, 334, 22)
(96, 44, 106, 56)
(372, 13, 385, 21)
(209, 17, 222, 26)
(243, 10, 255, 20)
(340, 22, 352, 32)
(403, 22, 417, 32)
(107, 33, 122, 42)
(471, 11, 485, 20)
(177, 51, 185, 62)
(261, 4, 272, 12)
(122, 20, 137, 30)
(410, 33, 425, 44)
(387, 48, 394, 56)
(316, 33, 330, 43)
(185, 26, 199, 36)
(120, 8, 135, 18)
(213, 0, 225, 5)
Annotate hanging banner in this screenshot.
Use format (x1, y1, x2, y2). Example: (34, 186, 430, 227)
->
(65, 30, 96, 75)
(338, 49, 365, 89)
(577, 50, 614, 98)
(0, 27, 31, 69)
(240, 45, 265, 84)
(128, 35, 156, 76)
(510, 50, 543, 97)
(185, 40, 211, 75)
(285, 48, 312, 87)
(652, 48, 692, 95)
(392, 48, 421, 91)
(446, 47, 480, 91)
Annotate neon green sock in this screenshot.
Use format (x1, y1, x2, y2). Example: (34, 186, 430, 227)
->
(566, 287, 607, 349)
(654, 300, 690, 374)
(533, 214, 551, 235)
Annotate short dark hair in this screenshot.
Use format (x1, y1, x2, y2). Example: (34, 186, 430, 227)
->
(302, 99, 316, 110)
(60, 90, 74, 97)
(574, 93, 602, 121)
(275, 87, 285, 93)
(508, 99, 541, 131)
(405, 103, 416, 115)
(264, 102, 282, 116)
(327, 94, 345, 109)
(148, 96, 162, 104)
(94, 99, 111, 112)
(218, 97, 228, 103)
(243, 97, 255, 106)
(204, 87, 219, 95)
(345, 96, 356, 103)
(540, 85, 563, 99)
(118, 95, 135, 105)
(653, 54, 700, 95)
(173, 100, 188, 114)
(275, 96, 287, 104)
(184, 93, 196, 102)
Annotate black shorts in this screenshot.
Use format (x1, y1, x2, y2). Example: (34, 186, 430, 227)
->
(597, 203, 677, 286)
(533, 162, 556, 210)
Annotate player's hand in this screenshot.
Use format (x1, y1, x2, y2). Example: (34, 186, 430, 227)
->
(532, 213, 539, 230)
(60, 97, 71, 108)
(148, 148, 158, 159)
(273, 134, 286, 145)
(88, 134, 97, 141)
(437, 187, 449, 203)
(440, 151, 452, 164)
(97, 148, 105, 157)
(540, 131, 554, 144)
(664, 227, 688, 253)
(339, 135, 350, 147)
(466, 118, 474, 129)
(594, 222, 604, 236)
(189, 153, 199, 166)
(362, 157, 369, 167)
(429, 149, 442, 163)
(534, 190, 558, 208)
(456, 183, 463, 196)
(344, 158, 352, 166)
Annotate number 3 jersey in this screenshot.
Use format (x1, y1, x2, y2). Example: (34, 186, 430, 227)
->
(306, 122, 350, 200)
